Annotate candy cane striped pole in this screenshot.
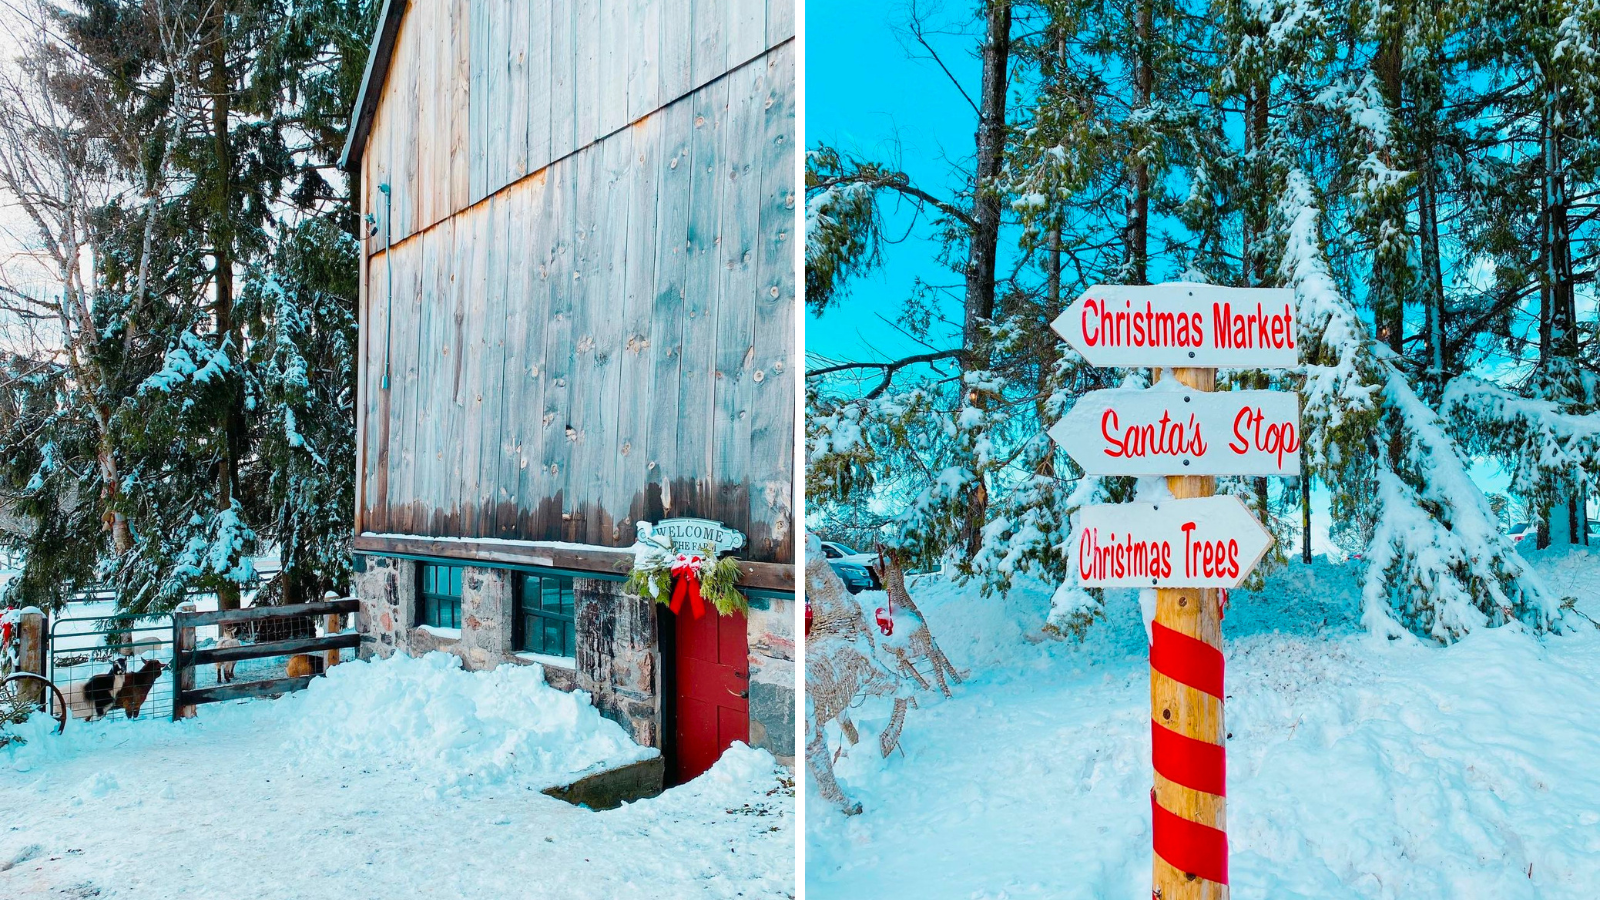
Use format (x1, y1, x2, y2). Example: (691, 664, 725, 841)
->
(1151, 366, 1228, 900)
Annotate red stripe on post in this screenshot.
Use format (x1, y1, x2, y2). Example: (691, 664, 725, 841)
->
(1150, 620, 1225, 699)
(1151, 719, 1227, 796)
(1151, 790, 1230, 885)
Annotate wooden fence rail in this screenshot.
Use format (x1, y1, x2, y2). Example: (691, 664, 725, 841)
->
(172, 599, 360, 719)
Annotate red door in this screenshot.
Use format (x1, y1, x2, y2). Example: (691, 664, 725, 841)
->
(672, 605, 749, 783)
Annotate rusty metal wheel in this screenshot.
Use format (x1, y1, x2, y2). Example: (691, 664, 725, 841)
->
(0, 672, 67, 735)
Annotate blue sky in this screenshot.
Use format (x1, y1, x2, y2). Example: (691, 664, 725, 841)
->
(804, 0, 980, 366)
(802, 0, 1575, 530)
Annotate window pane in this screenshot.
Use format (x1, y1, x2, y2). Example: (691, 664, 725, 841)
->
(559, 584, 575, 617)
(528, 618, 544, 655)
(542, 578, 560, 613)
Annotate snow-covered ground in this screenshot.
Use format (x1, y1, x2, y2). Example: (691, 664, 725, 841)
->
(2, 652, 794, 899)
(807, 546, 1600, 900)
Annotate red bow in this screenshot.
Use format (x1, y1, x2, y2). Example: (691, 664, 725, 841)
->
(875, 607, 893, 636)
(670, 554, 706, 619)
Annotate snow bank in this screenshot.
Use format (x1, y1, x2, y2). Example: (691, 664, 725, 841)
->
(6, 651, 653, 797)
(273, 651, 656, 795)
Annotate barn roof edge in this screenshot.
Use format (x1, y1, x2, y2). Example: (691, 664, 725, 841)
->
(339, 0, 409, 173)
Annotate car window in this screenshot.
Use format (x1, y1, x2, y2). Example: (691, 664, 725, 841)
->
(835, 544, 861, 557)
(822, 544, 841, 558)
(1508, 523, 1528, 535)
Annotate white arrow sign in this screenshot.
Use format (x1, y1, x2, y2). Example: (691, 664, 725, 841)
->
(1049, 386, 1301, 476)
(1051, 282, 1298, 368)
(1073, 496, 1273, 588)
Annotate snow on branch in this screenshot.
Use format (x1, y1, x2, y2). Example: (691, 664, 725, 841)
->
(138, 332, 231, 405)
(1368, 369, 1557, 640)
(1441, 374, 1600, 503)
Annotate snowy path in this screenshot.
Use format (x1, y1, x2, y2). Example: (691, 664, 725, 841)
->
(2, 653, 794, 900)
(807, 549, 1600, 900)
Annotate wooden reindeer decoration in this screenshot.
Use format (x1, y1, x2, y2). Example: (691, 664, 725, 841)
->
(804, 535, 913, 815)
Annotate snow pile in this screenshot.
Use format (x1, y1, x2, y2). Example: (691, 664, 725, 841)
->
(272, 651, 655, 795)
(5, 652, 653, 795)
(808, 549, 1600, 899)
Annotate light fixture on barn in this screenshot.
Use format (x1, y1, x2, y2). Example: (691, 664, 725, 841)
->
(378, 182, 393, 391)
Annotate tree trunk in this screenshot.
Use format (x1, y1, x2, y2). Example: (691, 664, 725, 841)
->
(1373, 21, 1406, 357)
(1301, 475, 1313, 564)
(1537, 73, 1579, 546)
(959, 0, 1012, 557)
(210, 1, 242, 612)
(962, 0, 1011, 356)
(1036, 223, 1062, 480)
(1242, 82, 1269, 287)
(1418, 134, 1445, 393)
(1126, 0, 1153, 284)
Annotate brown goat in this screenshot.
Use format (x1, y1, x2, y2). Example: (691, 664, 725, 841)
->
(114, 659, 165, 719)
(286, 654, 325, 679)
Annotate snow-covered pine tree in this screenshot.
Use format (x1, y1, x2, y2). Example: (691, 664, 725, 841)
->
(805, 0, 1020, 575)
(0, 0, 373, 615)
(1442, 0, 1600, 548)
(240, 216, 359, 606)
(1281, 170, 1560, 639)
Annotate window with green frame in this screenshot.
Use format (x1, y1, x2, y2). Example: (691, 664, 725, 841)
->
(516, 573, 576, 659)
(418, 564, 463, 629)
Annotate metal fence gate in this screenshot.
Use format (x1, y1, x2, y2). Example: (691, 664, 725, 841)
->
(49, 606, 176, 723)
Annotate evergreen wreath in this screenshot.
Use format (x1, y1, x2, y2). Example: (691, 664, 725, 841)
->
(627, 525, 748, 617)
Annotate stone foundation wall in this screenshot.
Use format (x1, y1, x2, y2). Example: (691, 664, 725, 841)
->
(352, 554, 414, 660)
(747, 595, 796, 768)
(574, 578, 662, 749)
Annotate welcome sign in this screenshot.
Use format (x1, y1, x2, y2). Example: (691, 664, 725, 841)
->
(652, 518, 747, 553)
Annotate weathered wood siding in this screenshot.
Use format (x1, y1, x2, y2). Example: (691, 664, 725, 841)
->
(357, 1, 796, 565)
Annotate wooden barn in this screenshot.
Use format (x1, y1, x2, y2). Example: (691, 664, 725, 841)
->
(339, 0, 796, 784)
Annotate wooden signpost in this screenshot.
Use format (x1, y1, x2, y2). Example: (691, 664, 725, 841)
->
(1051, 283, 1297, 369)
(1073, 497, 1274, 588)
(1048, 389, 1301, 477)
(1051, 283, 1300, 900)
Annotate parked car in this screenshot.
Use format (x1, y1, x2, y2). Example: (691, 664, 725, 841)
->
(819, 540, 882, 592)
(1506, 522, 1533, 544)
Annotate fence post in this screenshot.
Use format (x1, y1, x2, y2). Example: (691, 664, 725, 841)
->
(174, 603, 196, 720)
(326, 612, 342, 669)
(15, 609, 46, 706)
